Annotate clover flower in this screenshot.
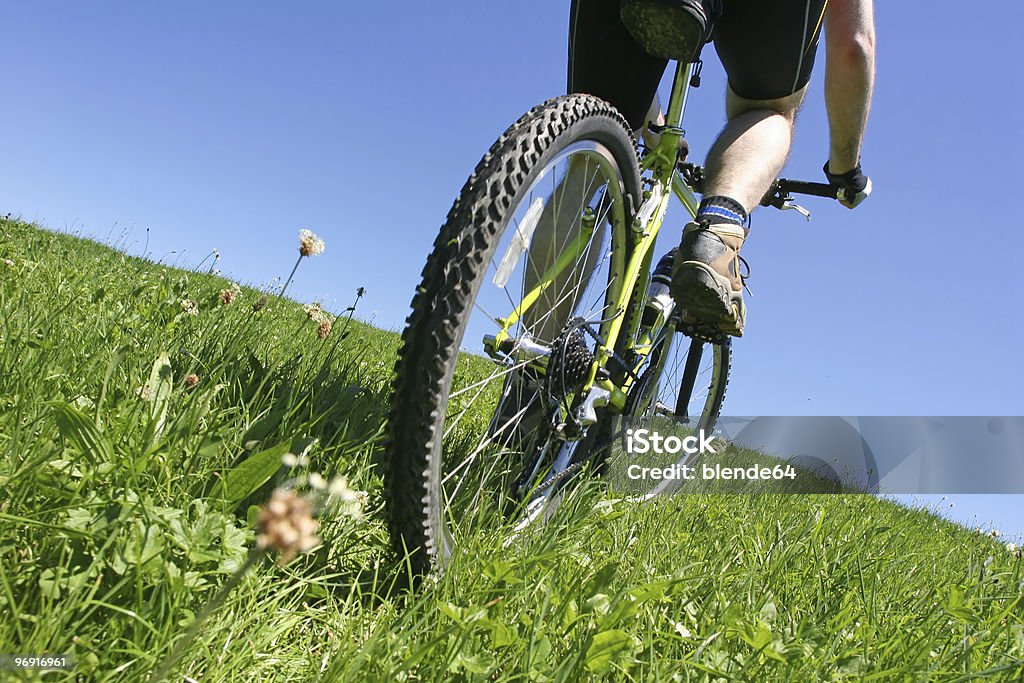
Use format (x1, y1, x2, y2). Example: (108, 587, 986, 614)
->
(327, 475, 367, 520)
(153, 482, 320, 679)
(281, 229, 326, 296)
(256, 488, 320, 565)
(184, 373, 200, 389)
(304, 302, 326, 322)
(298, 229, 325, 257)
(317, 319, 332, 339)
(180, 298, 198, 315)
(219, 283, 241, 305)
(281, 452, 310, 468)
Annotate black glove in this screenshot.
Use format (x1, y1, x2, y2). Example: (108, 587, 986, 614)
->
(824, 160, 872, 209)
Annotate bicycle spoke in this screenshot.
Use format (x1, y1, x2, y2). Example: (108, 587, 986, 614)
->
(436, 140, 632, 538)
(444, 357, 537, 438)
(384, 96, 646, 576)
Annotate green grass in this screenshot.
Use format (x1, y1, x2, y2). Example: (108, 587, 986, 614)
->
(1, 216, 1022, 682)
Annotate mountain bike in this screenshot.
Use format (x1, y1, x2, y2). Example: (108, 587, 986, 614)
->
(384, 59, 841, 577)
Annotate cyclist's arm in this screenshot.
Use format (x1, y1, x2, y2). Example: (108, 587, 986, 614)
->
(823, 0, 875, 174)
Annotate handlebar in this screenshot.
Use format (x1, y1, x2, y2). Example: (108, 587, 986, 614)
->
(678, 163, 840, 209)
(769, 178, 838, 202)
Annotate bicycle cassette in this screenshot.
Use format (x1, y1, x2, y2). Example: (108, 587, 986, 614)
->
(545, 320, 595, 399)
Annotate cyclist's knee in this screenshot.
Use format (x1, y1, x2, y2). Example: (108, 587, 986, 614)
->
(725, 84, 807, 123)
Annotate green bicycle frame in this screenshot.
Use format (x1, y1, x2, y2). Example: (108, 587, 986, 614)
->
(493, 62, 703, 413)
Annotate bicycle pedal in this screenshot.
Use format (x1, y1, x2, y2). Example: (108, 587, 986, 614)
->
(679, 320, 728, 345)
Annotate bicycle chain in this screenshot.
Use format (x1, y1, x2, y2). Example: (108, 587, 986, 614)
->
(575, 321, 642, 384)
(560, 316, 727, 392)
(543, 313, 727, 426)
(531, 461, 585, 501)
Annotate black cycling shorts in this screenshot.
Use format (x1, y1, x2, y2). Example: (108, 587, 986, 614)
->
(568, 0, 828, 130)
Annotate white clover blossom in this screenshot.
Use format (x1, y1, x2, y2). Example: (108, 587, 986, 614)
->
(219, 282, 242, 305)
(327, 475, 367, 519)
(304, 302, 330, 323)
(298, 229, 325, 257)
(328, 476, 352, 499)
(256, 488, 319, 565)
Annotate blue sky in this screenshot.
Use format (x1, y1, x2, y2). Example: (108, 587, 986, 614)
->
(2, 2, 1021, 537)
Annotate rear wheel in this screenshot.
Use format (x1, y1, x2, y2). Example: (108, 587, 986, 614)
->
(586, 320, 731, 499)
(384, 95, 642, 578)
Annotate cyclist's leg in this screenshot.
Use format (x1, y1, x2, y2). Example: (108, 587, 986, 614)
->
(568, 0, 666, 131)
(673, 86, 805, 338)
(704, 0, 827, 211)
(702, 86, 806, 212)
(670, 0, 826, 337)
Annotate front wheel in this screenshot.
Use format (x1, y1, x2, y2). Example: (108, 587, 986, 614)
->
(384, 95, 642, 578)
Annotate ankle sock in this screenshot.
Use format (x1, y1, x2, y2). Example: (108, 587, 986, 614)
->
(696, 195, 747, 227)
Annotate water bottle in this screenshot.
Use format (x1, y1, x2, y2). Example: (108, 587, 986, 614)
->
(641, 249, 676, 330)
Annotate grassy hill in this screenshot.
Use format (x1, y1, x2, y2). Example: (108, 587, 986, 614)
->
(1, 216, 1021, 681)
